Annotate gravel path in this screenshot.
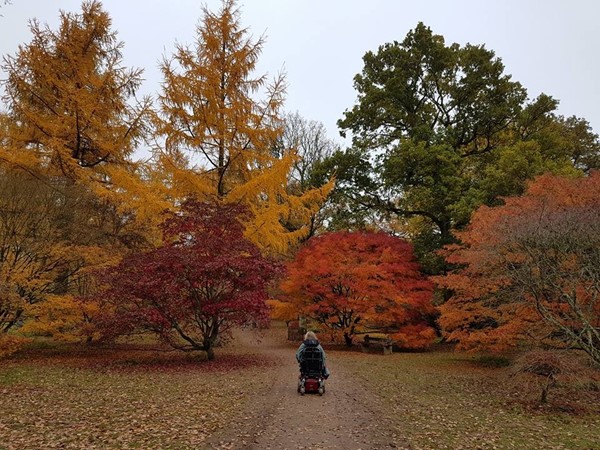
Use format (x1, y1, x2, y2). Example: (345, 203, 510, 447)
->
(206, 328, 410, 450)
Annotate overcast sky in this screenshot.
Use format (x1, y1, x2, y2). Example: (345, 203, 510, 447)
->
(1, 0, 599, 147)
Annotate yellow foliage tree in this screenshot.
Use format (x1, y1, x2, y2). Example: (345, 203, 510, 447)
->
(0, 2, 173, 348)
(0, 168, 139, 343)
(20, 294, 101, 342)
(0, 1, 166, 231)
(155, 0, 332, 254)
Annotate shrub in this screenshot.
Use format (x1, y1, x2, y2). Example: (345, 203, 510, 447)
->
(0, 335, 31, 358)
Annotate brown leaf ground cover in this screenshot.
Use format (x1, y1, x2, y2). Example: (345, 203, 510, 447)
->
(0, 339, 275, 450)
(1, 326, 599, 450)
(335, 349, 600, 449)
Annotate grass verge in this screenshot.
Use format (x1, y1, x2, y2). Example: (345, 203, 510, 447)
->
(333, 350, 600, 450)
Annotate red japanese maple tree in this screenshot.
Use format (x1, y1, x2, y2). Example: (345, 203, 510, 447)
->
(280, 231, 436, 348)
(94, 200, 282, 360)
(437, 173, 600, 364)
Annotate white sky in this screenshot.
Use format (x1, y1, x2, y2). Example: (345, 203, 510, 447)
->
(1, 0, 599, 148)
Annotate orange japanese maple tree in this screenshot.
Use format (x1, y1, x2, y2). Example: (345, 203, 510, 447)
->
(437, 173, 600, 364)
(92, 199, 282, 360)
(280, 231, 436, 348)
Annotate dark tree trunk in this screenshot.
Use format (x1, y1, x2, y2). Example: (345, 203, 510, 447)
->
(343, 332, 353, 347)
(206, 346, 215, 361)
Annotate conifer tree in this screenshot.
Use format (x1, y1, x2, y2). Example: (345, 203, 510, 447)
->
(0, 1, 158, 219)
(0, 2, 164, 347)
(155, 0, 332, 254)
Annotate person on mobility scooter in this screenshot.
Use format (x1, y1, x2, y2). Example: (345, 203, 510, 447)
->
(296, 331, 330, 395)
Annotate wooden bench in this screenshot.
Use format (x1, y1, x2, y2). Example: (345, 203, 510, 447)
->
(360, 335, 393, 355)
(287, 320, 305, 341)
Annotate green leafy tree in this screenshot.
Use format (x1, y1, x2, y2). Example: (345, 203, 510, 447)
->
(323, 23, 599, 273)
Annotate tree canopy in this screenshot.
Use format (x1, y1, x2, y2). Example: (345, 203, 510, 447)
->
(155, 0, 333, 254)
(93, 200, 282, 360)
(279, 231, 436, 348)
(2, 2, 600, 366)
(437, 173, 600, 365)
(316, 22, 599, 273)
(0, 1, 152, 202)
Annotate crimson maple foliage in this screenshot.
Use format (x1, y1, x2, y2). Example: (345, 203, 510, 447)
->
(437, 173, 600, 364)
(93, 200, 282, 360)
(280, 231, 436, 348)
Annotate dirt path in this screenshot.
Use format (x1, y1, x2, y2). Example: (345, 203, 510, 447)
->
(206, 327, 409, 450)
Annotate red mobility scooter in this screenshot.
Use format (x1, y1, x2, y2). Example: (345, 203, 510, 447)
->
(297, 344, 326, 395)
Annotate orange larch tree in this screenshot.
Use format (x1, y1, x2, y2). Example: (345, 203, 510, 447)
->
(437, 173, 600, 364)
(279, 231, 436, 348)
(154, 0, 332, 255)
(0, 1, 155, 209)
(0, 0, 168, 246)
(0, 2, 164, 350)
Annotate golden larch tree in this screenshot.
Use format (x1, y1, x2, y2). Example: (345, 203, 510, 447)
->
(0, 1, 166, 348)
(0, 1, 164, 226)
(155, 0, 332, 254)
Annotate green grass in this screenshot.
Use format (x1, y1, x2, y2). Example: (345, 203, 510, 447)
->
(334, 350, 600, 450)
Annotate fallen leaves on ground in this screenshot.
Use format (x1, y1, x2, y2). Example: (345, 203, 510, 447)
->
(0, 341, 276, 450)
(334, 350, 600, 449)
(2, 332, 599, 450)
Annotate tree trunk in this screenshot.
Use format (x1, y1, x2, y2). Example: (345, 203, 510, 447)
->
(540, 386, 548, 404)
(206, 346, 215, 361)
(540, 375, 555, 404)
(343, 332, 353, 347)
